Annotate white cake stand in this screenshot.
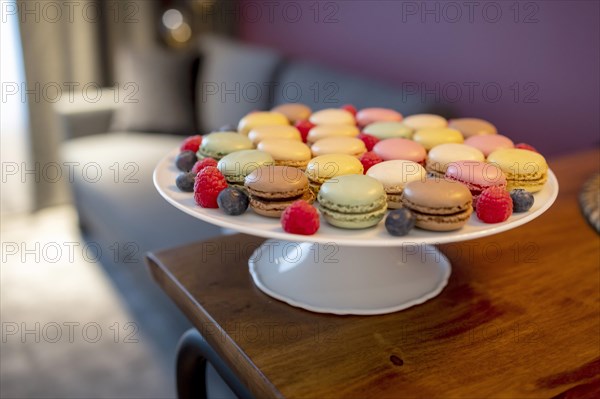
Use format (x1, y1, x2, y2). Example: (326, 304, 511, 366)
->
(154, 149, 558, 315)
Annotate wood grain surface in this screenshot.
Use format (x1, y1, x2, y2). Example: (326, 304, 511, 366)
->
(147, 149, 600, 399)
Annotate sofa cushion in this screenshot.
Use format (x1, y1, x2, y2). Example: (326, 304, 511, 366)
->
(197, 35, 282, 132)
(110, 47, 199, 136)
(61, 132, 221, 252)
(272, 61, 428, 116)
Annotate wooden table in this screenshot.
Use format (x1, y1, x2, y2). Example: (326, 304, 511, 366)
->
(147, 149, 600, 399)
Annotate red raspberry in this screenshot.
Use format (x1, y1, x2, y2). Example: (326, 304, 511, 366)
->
(358, 133, 380, 151)
(294, 120, 315, 143)
(476, 186, 513, 223)
(341, 104, 357, 116)
(194, 166, 228, 208)
(191, 158, 218, 175)
(281, 200, 320, 235)
(180, 135, 202, 152)
(514, 143, 538, 153)
(359, 151, 383, 173)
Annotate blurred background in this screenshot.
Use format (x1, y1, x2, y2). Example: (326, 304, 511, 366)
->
(1, 0, 598, 398)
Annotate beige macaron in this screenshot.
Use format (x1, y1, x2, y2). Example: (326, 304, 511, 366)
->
(366, 160, 427, 209)
(448, 118, 497, 138)
(307, 124, 360, 144)
(309, 108, 355, 125)
(257, 139, 312, 169)
(271, 103, 312, 123)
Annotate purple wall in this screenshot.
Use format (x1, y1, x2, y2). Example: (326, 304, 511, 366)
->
(238, 0, 599, 156)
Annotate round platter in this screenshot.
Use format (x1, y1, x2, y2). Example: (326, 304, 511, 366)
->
(154, 148, 559, 247)
(155, 148, 558, 315)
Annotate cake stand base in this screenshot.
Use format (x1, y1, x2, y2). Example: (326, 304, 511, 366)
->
(248, 239, 451, 315)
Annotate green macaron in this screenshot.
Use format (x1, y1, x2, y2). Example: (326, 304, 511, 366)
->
(217, 150, 275, 185)
(197, 132, 253, 160)
(317, 175, 387, 229)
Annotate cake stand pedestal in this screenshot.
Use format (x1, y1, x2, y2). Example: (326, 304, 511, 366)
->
(154, 149, 558, 315)
(248, 240, 450, 315)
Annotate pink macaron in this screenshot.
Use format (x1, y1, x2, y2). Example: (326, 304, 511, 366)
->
(373, 138, 427, 164)
(356, 108, 403, 127)
(464, 134, 514, 157)
(445, 160, 507, 203)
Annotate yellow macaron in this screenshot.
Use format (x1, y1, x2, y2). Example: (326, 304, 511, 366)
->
(413, 128, 464, 150)
(306, 124, 360, 144)
(363, 121, 414, 140)
(487, 149, 548, 192)
(257, 139, 312, 169)
(311, 137, 367, 157)
(305, 154, 364, 194)
(237, 111, 289, 136)
(248, 125, 302, 145)
(309, 108, 355, 125)
(426, 143, 485, 176)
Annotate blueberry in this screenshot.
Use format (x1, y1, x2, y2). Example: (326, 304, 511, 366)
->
(510, 189, 534, 212)
(217, 124, 237, 132)
(176, 172, 196, 192)
(217, 188, 249, 215)
(385, 208, 416, 236)
(176, 151, 197, 172)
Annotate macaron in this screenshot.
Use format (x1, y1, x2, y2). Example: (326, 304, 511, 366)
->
(309, 108, 355, 125)
(445, 161, 507, 204)
(257, 139, 312, 169)
(464, 134, 514, 156)
(237, 111, 289, 136)
(402, 179, 473, 231)
(318, 175, 387, 229)
(217, 150, 275, 189)
(487, 148, 548, 192)
(306, 124, 360, 144)
(305, 154, 364, 194)
(311, 137, 367, 157)
(402, 114, 447, 130)
(362, 121, 413, 140)
(271, 103, 311, 123)
(366, 160, 427, 209)
(248, 125, 301, 145)
(448, 118, 497, 138)
(244, 165, 314, 217)
(197, 132, 253, 160)
(372, 138, 427, 164)
(426, 143, 485, 176)
(355, 108, 403, 127)
(413, 128, 464, 150)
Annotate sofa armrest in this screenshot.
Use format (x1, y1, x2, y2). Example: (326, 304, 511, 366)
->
(54, 87, 121, 140)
